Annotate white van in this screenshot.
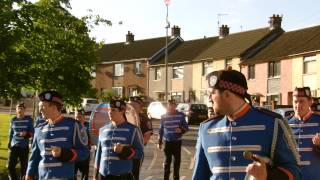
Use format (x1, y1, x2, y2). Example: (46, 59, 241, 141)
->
(82, 98, 99, 113)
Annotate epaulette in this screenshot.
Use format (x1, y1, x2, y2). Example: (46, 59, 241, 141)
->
(254, 107, 283, 120)
(201, 115, 224, 125)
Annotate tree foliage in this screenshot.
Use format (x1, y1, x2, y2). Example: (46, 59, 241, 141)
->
(1, 0, 103, 105)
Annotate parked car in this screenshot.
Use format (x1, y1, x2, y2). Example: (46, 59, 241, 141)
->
(274, 108, 294, 119)
(147, 101, 167, 119)
(82, 98, 99, 113)
(176, 103, 208, 125)
(66, 98, 100, 114)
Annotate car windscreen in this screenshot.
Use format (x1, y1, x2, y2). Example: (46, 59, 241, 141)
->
(191, 104, 207, 112)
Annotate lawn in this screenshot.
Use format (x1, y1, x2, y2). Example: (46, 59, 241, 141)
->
(0, 114, 12, 176)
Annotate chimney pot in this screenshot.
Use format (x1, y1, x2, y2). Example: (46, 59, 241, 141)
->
(219, 25, 229, 38)
(269, 14, 282, 30)
(171, 25, 181, 38)
(125, 31, 134, 44)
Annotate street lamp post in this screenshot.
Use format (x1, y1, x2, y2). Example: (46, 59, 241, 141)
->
(165, 1, 170, 101)
(164, 4, 170, 100)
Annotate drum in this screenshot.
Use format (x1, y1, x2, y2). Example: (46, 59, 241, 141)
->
(89, 103, 110, 145)
(125, 103, 139, 126)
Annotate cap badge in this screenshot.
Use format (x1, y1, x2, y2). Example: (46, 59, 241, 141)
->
(209, 75, 218, 87)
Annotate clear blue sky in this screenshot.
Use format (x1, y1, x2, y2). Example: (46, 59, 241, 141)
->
(69, 0, 320, 43)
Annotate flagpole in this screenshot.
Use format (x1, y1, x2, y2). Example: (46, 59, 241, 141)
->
(165, 2, 169, 101)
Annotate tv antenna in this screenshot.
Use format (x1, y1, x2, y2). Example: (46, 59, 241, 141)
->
(217, 13, 229, 28)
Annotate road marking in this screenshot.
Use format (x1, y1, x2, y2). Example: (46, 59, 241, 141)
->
(147, 148, 158, 170)
(189, 156, 195, 170)
(180, 176, 186, 180)
(182, 147, 191, 155)
(144, 176, 153, 180)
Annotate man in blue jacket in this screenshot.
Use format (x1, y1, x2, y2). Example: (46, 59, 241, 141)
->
(288, 87, 320, 179)
(192, 69, 301, 180)
(26, 90, 89, 180)
(94, 99, 144, 180)
(158, 99, 189, 180)
(8, 103, 34, 180)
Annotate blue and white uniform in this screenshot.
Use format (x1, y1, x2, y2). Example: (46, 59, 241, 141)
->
(159, 111, 189, 142)
(95, 122, 144, 177)
(8, 115, 34, 180)
(26, 116, 89, 180)
(288, 111, 320, 179)
(8, 115, 34, 148)
(193, 104, 301, 180)
(159, 111, 189, 180)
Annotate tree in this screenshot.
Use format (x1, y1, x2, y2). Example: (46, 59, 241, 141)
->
(0, 0, 32, 98)
(1, 0, 104, 105)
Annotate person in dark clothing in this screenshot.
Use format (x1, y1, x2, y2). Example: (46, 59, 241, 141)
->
(129, 96, 153, 180)
(8, 103, 34, 180)
(158, 99, 189, 180)
(74, 109, 91, 180)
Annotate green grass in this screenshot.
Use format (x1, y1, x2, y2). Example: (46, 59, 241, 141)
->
(0, 114, 13, 175)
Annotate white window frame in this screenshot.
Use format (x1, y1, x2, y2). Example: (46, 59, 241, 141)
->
(172, 65, 184, 79)
(225, 58, 232, 69)
(202, 61, 213, 76)
(114, 63, 124, 76)
(154, 67, 161, 80)
(112, 87, 123, 97)
(268, 61, 280, 78)
(135, 62, 142, 74)
(248, 65, 255, 79)
(303, 56, 316, 74)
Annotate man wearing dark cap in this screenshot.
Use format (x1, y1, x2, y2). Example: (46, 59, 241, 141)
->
(192, 70, 301, 180)
(74, 109, 91, 180)
(26, 90, 89, 180)
(288, 87, 320, 179)
(158, 99, 189, 180)
(129, 96, 153, 180)
(94, 99, 143, 180)
(8, 103, 34, 180)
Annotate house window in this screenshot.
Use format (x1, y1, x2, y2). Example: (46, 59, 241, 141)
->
(135, 62, 142, 74)
(268, 61, 280, 78)
(112, 87, 123, 98)
(202, 61, 213, 76)
(248, 65, 255, 79)
(303, 56, 316, 74)
(172, 65, 183, 79)
(171, 92, 183, 102)
(114, 63, 124, 76)
(266, 94, 280, 105)
(225, 58, 232, 69)
(154, 67, 161, 80)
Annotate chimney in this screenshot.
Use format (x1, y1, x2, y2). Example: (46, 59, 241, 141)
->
(171, 25, 181, 38)
(125, 31, 134, 44)
(269, 14, 282, 30)
(219, 25, 229, 38)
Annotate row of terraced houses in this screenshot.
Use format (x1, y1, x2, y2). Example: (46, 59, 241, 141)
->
(94, 14, 320, 107)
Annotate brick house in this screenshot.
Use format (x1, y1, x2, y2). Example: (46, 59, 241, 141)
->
(241, 25, 320, 106)
(148, 36, 218, 102)
(96, 27, 183, 98)
(191, 15, 284, 104)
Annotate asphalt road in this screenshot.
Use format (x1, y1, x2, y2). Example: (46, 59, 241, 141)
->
(0, 107, 199, 180)
(82, 119, 199, 180)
